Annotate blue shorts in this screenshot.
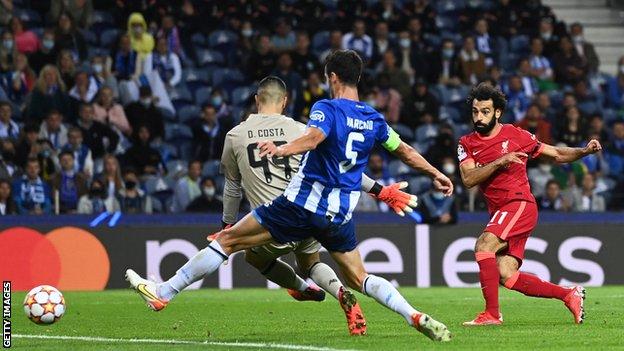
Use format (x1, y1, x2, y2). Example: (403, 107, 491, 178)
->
(252, 195, 357, 252)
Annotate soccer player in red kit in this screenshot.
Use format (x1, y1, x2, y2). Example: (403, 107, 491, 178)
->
(458, 83, 602, 326)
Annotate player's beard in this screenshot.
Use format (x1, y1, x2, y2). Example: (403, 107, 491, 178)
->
(473, 117, 497, 135)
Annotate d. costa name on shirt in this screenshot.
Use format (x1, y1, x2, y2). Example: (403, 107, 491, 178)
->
(247, 128, 286, 138)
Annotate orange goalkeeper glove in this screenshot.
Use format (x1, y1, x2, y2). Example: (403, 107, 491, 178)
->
(375, 181, 418, 217)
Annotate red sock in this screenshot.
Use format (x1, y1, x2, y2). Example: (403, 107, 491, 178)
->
(476, 252, 500, 318)
(504, 272, 571, 300)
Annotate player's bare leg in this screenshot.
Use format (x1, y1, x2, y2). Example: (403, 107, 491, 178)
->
(330, 250, 451, 341)
(464, 232, 506, 326)
(244, 249, 325, 302)
(498, 255, 584, 324)
(125, 213, 272, 310)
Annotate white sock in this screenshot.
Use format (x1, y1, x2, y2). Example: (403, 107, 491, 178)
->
(262, 259, 309, 292)
(309, 262, 343, 300)
(362, 274, 418, 325)
(158, 241, 228, 300)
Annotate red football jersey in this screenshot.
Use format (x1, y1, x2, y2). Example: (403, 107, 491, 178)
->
(457, 124, 545, 213)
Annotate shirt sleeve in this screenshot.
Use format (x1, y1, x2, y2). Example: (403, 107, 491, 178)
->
(219, 133, 241, 181)
(375, 118, 401, 152)
(457, 138, 473, 165)
(307, 100, 334, 137)
(516, 126, 544, 158)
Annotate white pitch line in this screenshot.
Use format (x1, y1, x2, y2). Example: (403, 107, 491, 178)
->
(13, 334, 360, 351)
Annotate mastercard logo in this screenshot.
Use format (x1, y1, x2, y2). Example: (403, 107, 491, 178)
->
(0, 226, 110, 291)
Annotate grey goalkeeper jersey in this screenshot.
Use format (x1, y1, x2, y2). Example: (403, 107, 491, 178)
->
(220, 113, 306, 208)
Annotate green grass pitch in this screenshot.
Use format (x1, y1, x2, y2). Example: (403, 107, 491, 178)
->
(10, 286, 624, 350)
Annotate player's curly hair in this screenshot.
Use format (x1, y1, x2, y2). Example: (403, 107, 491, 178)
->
(466, 82, 507, 113)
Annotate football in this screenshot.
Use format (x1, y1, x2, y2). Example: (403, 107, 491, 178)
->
(23, 285, 66, 325)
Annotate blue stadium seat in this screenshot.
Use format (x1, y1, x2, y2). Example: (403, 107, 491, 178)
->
(191, 33, 207, 47)
(208, 30, 238, 48)
(194, 87, 213, 106)
(578, 100, 601, 115)
(169, 85, 193, 103)
(510, 35, 530, 54)
(231, 86, 255, 106)
(158, 107, 177, 122)
(178, 105, 201, 124)
(439, 106, 461, 123)
(166, 160, 187, 174)
(435, 0, 466, 14)
(183, 67, 211, 84)
(390, 123, 415, 142)
(202, 160, 221, 177)
(177, 141, 194, 160)
(81, 29, 98, 46)
(312, 31, 330, 55)
(408, 176, 432, 195)
(229, 106, 245, 124)
(14, 9, 42, 27)
(436, 15, 457, 31)
(388, 159, 412, 177)
(211, 68, 245, 87)
(165, 123, 194, 141)
(196, 49, 225, 67)
(92, 10, 114, 26)
(100, 29, 121, 48)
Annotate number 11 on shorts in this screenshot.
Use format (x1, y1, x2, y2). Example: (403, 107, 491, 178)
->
(487, 210, 508, 226)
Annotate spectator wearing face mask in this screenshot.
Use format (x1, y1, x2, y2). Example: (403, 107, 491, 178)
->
(0, 179, 16, 215)
(125, 86, 165, 141)
(116, 169, 152, 214)
(78, 178, 120, 214)
(429, 39, 460, 86)
(569, 23, 599, 75)
(185, 177, 222, 212)
(90, 56, 119, 98)
(12, 157, 52, 215)
(29, 29, 57, 74)
(127, 13, 154, 60)
(51, 150, 88, 213)
(0, 30, 17, 74)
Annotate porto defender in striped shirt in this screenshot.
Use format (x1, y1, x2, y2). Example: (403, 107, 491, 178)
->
(459, 83, 602, 327)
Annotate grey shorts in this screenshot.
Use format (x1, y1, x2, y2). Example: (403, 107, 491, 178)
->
(249, 237, 321, 260)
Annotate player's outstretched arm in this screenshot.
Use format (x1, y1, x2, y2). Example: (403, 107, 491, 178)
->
(258, 127, 326, 158)
(391, 141, 454, 196)
(459, 152, 527, 188)
(537, 139, 602, 164)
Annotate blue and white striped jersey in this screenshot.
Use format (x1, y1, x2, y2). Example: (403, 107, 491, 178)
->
(283, 98, 393, 223)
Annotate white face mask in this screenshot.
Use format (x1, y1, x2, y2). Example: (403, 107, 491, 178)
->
(204, 187, 215, 197)
(432, 191, 445, 200)
(93, 63, 103, 73)
(399, 38, 410, 49)
(140, 98, 151, 106)
(539, 163, 552, 173)
(442, 163, 456, 175)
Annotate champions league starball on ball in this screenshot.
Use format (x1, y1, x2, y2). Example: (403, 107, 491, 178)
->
(23, 285, 66, 325)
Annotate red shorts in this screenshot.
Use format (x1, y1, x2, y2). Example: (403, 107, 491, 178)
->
(483, 200, 538, 262)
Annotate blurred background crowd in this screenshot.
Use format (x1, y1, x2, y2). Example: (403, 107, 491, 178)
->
(0, 0, 623, 223)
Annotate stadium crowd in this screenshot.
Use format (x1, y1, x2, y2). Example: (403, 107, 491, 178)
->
(0, 0, 623, 221)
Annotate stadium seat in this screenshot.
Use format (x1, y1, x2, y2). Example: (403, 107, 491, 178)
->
(80, 29, 98, 46)
(231, 86, 255, 106)
(165, 123, 194, 142)
(578, 100, 601, 115)
(311, 31, 330, 55)
(439, 106, 461, 123)
(169, 85, 193, 103)
(100, 29, 121, 49)
(158, 106, 177, 122)
(177, 141, 194, 160)
(208, 30, 238, 49)
(166, 160, 187, 175)
(408, 176, 432, 195)
(390, 123, 415, 142)
(191, 33, 207, 47)
(183, 67, 211, 85)
(196, 49, 225, 67)
(202, 160, 221, 177)
(435, 0, 466, 15)
(211, 68, 245, 87)
(435, 15, 457, 31)
(178, 105, 201, 124)
(14, 8, 42, 27)
(509, 35, 530, 54)
(388, 159, 412, 177)
(194, 87, 213, 106)
(229, 106, 246, 124)
(92, 10, 115, 26)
